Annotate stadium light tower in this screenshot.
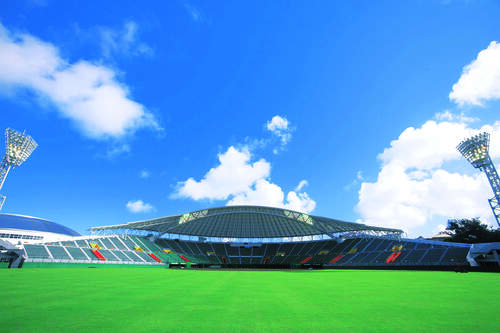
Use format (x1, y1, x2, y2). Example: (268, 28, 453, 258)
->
(457, 132, 500, 227)
(0, 129, 38, 210)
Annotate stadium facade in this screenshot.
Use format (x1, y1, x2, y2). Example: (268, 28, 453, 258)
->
(4, 205, 498, 269)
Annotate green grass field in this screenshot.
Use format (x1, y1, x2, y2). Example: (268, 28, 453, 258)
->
(1, 268, 499, 333)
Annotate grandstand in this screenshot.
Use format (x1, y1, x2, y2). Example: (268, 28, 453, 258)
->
(2, 205, 489, 269)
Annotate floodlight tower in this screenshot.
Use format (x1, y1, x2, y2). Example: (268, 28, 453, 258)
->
(457, 132, 500, 227)
(0, 129, 38, 210)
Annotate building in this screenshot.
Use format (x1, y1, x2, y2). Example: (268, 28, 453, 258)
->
(1, 205, 479, 268)
(0, 213, 80, 246)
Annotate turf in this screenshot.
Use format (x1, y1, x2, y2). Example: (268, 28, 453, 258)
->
(1, 268, 499, 333)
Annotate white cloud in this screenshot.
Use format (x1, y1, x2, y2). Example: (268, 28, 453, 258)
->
(105, 143, 131, 159)
(0, 22, 160, 139)
(126, 200, 154, 213)
(357, 118, 500, 236)
(266, 115, 293, 153)
(450, 41, 500, 106)
(139, 170, 150, 178)
(175, 146, 316, 213)
(344, 171, 364, 191)
(99, 21, 153, 58)
(295, 180, 308, 191)
(175, 146, 270, 201)
(434, 110, 478, 123)
(184, 3, 208, 23)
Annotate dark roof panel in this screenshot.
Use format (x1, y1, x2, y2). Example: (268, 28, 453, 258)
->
(90, 205, 402, 238)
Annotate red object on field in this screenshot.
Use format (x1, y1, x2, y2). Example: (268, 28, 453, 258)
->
(91, 249, 106, 261)
(392, 252, 402, 261)
(263, 257, 270, 264)
(329, 254, 344, 264)
(148, 253, 162, 263)
(179, 254, 191, 262)
(301, 256, 313, 264)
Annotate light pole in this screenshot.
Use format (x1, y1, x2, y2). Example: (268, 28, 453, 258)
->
(457, 132, 500, 227)
(0, 129, 38, 210)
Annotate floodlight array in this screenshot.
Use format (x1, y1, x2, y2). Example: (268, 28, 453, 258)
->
(457, 132, 490, 168)
(4, 128, 38, 167)
(0, 128, 38, 210)
(457, 132, 500, 227)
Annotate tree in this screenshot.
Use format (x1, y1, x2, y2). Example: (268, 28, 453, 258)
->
(445, 218, 500, 243)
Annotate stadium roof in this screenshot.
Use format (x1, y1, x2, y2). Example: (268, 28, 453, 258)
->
(90, 206, 402, 238)
(0, 213, 80, 236)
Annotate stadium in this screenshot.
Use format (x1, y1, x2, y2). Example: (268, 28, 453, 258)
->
(2, 205, 483, 269)
(3, 4, 500, 331)
(1, 128, 500, 333)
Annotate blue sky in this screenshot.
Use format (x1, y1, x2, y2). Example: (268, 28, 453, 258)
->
(1, 1, 500, 237)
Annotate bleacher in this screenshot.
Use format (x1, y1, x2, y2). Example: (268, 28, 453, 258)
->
(20, 233, 472, 268)
(24, 244, 51, 259)
(420, 248, 447, 265)
(22, 235, 167, 266)
(66, 247, 89, 260)
(441, 247, 469, 264)
(47, 246, 71, 260)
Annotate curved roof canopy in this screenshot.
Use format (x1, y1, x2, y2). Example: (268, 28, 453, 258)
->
(91, 206, 402, 238)
(0, 213, 80, 237)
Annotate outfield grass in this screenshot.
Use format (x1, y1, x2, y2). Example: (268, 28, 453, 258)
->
(1, 268, 499, 333)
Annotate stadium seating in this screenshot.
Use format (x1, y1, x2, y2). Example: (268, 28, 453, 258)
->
(90, 249, 106, 261)
(356, 251, 380, 265)
(20, 233, 472, 268)
(24, 244, 51, 259)
(75, 239, 88, 248)
(440, 247, 469, 264)
(99, 238, 115, 249)
(98, 249, 120, 261)
(386, 252, 402, 263)
(301, 256, 312, 264)
(399, 250, 426, 265)
(420, 248, 447, 265)
(120, 237, 138, 251)
(148, 253, 162, 263)
(66, 247, 89, 260)
(329, 254, 344, 264)
(111, 250, 132, 262)
(47, 246, 71, 260)
(132, 251, 156, 263)
(138, 237, 162, 252)
(178, 254, 191, 262)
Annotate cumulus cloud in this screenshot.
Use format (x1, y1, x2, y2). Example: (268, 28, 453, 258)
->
(357, 118, 500, 236)
(0, 22, 160, 139)
(434, 110, 478, 123)
(105, 143, 131, 159)
(99, 21, 153, 58)
(139, 170, 150, 178)
(126, 200, 154, 213)
(176, 146, 270, 201)
(450, 41, 500, 106)
(175, 146, 316, 213)
(266, 115, 294, 153)
(295, 180, 308, 191)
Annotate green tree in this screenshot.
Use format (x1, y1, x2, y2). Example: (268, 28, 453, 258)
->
(445, 218, 500, 243)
